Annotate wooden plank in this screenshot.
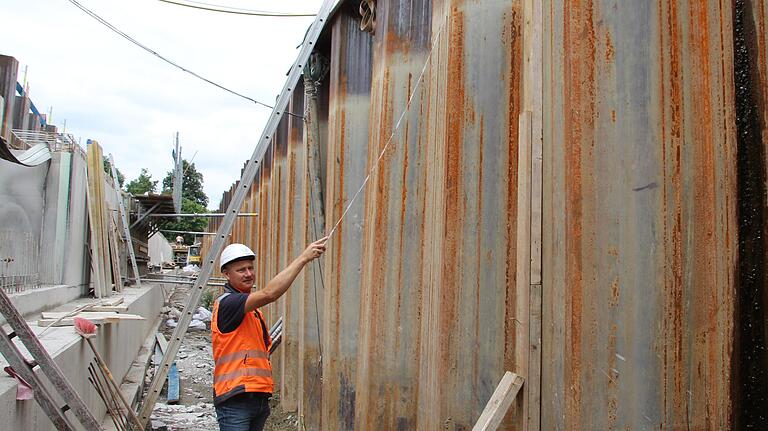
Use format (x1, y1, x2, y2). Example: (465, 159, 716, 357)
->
(514, 111, 533, 429)
(525, 0, 544, 425)
(155, 333, 179, 404)
(108, 215, 123, 292)
(155, 333, 169, 353)
(528, 283, 542, 428)
(88, 305, 129, 313)
(473, 371, 525, 431)
(167, 363, 180, 404)
(102, 297, 125, 306)
(523, 0, 543, 426)
(87, 141, 112, 298)
(37, 317, 141, 327)
(41, 311, 144, 320)
(85, 152, 104, 298)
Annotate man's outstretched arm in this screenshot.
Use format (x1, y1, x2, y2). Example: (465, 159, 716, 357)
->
(244, 236, 327, 312)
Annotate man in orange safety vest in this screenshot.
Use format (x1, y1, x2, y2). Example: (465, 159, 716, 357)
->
(212, 237, 327, 431)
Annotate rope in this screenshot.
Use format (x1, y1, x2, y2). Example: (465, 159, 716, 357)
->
(325, 17, 447, 241)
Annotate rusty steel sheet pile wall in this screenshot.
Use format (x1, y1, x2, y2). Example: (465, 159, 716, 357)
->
(280, 84, 307, 413)
(321, 7, 373, 429)
(416, 0, 525, 429)
(352, 0, 432, 429)
(541, 0, 737, 429)
(198, 0, 755, 428)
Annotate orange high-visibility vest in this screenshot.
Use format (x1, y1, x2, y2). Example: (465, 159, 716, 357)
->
(211, 292, 273, 404)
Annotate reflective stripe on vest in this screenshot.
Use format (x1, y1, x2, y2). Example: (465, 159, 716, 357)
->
(214, 349, 269, 368)
(214, 367, 272, 385)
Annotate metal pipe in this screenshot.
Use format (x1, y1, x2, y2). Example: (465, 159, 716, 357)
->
(139, 278, 225, 287)
(160, 229, 226, 236)
(148, 213, 259, 218)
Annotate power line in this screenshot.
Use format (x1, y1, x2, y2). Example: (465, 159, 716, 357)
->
(64, 0, 303, 117)
(157, 0, 316, 17)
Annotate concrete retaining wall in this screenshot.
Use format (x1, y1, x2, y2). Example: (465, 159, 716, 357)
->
(0, 284, 163, 431)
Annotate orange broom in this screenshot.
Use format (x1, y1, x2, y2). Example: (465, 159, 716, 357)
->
(74, 317, 144, 430)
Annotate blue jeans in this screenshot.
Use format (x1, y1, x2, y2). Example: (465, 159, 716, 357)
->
(215, 393, 271, 431)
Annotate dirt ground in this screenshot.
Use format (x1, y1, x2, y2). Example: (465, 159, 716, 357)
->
(144, 282, 298, 431)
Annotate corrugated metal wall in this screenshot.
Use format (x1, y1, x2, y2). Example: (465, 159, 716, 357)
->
(200, 0, 756, 428)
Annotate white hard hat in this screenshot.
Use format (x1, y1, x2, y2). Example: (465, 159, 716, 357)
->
(220, 243, 255, 271)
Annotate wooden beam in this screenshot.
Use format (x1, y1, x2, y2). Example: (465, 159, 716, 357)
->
(108, 215, 123, 292)
(523, 0, 543, 426)
(38, 311, 145, 327)
(514, 111, 533, 429)
(473, 371, 525, 431)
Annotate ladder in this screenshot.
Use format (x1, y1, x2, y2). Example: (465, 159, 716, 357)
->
(0, 288, 103, 430)
(137, 0, 339, 425)
(109, 154, 142, 288)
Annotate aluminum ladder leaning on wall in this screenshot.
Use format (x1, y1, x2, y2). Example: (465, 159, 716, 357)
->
(136, 0, 341, 426)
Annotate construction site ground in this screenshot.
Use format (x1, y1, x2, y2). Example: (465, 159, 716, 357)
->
(145, 280, 297, 431)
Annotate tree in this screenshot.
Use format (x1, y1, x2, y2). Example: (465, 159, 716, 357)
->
(126, 168, 158, 195)
(163, 160, 208, 207)
(103, 157, 125, 187)
(161, 198, 208, 245)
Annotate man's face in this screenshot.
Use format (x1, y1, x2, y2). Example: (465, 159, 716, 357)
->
(222, 259, 255, 293)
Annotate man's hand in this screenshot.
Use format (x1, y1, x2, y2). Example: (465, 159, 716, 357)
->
(301, 236, 328, 263)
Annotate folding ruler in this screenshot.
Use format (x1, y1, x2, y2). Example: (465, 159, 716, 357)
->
(137, 0, 340, 425)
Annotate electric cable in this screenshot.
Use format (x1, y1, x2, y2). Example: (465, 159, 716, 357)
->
(157, 0, 316, 17)
(304, 170, 325, 428)
(64, 0, 304, 117)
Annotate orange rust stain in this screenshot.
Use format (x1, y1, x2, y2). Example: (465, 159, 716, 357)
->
(607, 323, 618, 429)
(333, 107, 346, 340)
(439, 5, 465, 392)
(605, 31, 615, 62)
(503, 1, 523, 377)
(659, 0, 686, 423)
(687, 0, 729, 424)
(608, 278, 619, 308)
(562, 0, 597, 426)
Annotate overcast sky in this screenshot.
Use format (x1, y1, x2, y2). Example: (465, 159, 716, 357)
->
(1, 0, 323, 208)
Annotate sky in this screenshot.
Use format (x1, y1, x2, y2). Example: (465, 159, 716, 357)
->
(1, 0, 323, 208)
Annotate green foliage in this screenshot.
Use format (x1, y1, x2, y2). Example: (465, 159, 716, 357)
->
(201, 285, 218, 310)
(126, 168, 158, 195)
(103, 157, 125, 187)
(161, 198, 208, 244)
(162, 160, 208, 207)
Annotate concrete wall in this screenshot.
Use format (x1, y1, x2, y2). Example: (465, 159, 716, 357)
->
(0, 284, 82, 326)
(0, 156, 48, 288)
(0, 284, 163, 431)
(1, 144, 121, 292)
